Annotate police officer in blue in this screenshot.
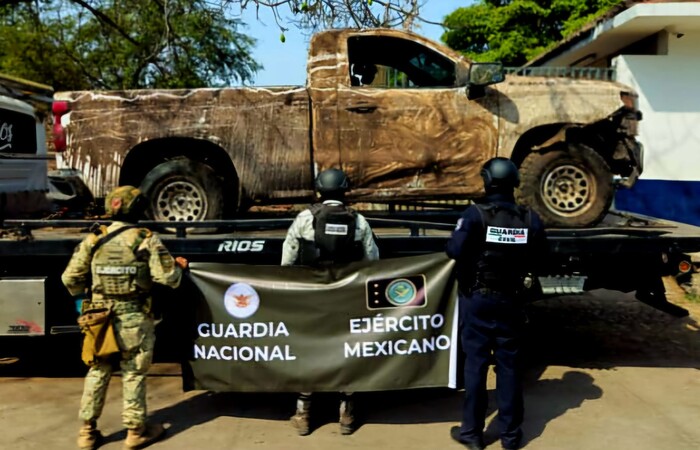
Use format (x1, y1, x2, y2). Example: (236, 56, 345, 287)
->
(447, 157, 548, 450)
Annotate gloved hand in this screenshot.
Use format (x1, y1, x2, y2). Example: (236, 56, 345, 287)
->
(175, 256, 189, 269)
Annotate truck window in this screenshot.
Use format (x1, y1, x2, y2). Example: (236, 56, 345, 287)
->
(0, 106, 37, 154)
(347, 36, 456, 89)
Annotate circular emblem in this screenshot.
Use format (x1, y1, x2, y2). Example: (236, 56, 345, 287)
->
(385, 278, 417, 306)
(223, 283, 260, 319)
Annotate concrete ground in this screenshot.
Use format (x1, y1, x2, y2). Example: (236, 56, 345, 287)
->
(2, 289, 700, 450)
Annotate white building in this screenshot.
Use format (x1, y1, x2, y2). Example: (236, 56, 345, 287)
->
(526, 1, 700, 225)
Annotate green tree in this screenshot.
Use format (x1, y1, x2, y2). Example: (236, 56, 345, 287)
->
(0, 0, 260, 90)
(442, 0, 624, 66)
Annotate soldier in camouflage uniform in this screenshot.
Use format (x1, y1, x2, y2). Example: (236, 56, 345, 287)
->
(62, 186, 188, 450)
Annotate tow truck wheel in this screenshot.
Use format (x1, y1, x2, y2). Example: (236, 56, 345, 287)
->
(140, 158, 223, 224)
(516, 144, 613, 228)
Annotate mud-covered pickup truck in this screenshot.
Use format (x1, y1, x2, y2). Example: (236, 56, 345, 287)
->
(54, 28, 642, 228)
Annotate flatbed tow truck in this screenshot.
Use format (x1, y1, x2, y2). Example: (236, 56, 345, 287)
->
(1, 207, 699, 358)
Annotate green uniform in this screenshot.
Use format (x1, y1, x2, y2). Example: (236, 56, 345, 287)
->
(62, 221, 182, 429)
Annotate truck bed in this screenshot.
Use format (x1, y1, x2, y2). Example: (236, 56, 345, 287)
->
(3, 209, 700, 257)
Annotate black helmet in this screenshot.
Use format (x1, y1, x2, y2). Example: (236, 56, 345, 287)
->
(480, 157, 520, 190)
(315, 168, 350, 194)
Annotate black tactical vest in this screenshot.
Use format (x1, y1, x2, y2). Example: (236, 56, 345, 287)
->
(473, 203, 533, 291)
(298, 203, 362, 265)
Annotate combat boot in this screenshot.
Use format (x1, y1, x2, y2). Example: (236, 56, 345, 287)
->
(123, 423, 165, 449)
(339, 395, 355, 435)
(77, 420, 102, 450)
(290, 412, 310, 436)
(291, 393, 311, 436)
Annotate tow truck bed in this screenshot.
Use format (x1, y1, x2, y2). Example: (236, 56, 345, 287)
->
(1, 209, 699, 339)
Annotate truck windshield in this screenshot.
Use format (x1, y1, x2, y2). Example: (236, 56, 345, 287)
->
(347, 36, 456, 89)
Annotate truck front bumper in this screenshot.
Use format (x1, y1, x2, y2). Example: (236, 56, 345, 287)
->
(614, 138, 643, 189)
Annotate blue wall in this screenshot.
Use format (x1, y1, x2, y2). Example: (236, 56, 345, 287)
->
(615, 179, 700, 226)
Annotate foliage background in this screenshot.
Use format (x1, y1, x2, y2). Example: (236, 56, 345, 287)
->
(0, 0, 260, 90)
(442, 0, 624, 66)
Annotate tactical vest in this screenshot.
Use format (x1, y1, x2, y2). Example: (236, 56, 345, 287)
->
(90, 228, 152, 299)
(298, 203, 363, 265)
(473, 203, 533, 291)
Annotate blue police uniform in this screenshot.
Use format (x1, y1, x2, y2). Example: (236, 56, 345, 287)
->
(447, 192, 547, 450)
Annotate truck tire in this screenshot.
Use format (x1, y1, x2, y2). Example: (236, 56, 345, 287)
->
(139, 159, 223, 222)
(515, 144, 613, 228)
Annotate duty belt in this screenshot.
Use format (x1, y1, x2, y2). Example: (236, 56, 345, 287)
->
(90, 297, 147, 315)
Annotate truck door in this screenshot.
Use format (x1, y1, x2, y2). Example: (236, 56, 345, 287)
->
(337, 35, 498, 202)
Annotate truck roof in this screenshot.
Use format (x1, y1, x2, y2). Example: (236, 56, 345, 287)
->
(0, 93, 36, 116)
(0, 73, 53, 112)
(310, 27, 472, 65)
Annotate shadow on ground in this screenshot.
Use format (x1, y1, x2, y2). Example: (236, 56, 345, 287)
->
(522, 290, 700, 369)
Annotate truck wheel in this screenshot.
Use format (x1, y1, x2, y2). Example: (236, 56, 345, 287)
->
(140, 159, 223, 222)
(516, 144, 613, 228)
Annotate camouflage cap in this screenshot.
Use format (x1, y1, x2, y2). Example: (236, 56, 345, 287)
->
(105, 185, 145, 217)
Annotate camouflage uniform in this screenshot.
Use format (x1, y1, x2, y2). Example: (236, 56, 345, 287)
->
(62, 221, 182, 429)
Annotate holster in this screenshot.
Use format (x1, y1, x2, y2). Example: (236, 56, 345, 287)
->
(77, 306, 120, 366)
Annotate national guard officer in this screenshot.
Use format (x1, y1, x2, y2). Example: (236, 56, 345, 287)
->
(62, 186, 188, 450)
(281, 168, 379, 436)
(446, 158, 548, 450)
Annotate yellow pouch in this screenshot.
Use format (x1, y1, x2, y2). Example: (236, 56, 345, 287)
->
(77, 307, 120, 366)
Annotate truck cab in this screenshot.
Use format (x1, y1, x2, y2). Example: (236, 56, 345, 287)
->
(0, 74, 53, 220)
(308, 29, 642, 227)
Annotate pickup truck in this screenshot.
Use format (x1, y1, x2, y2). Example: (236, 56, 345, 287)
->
(54, 28, 642, 228)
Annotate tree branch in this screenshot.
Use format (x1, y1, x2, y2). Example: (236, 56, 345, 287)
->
(69, 0, 140, 46)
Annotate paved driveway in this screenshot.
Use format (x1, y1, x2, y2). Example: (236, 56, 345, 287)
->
(2, 290, 699, 450)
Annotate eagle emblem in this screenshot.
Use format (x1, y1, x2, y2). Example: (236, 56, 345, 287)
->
(223, 282, 260, 319)
(233, 294, 251, 308)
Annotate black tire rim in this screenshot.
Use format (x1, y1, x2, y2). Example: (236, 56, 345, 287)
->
(152, 178, 208, 221)
(541, 164, 594, 217)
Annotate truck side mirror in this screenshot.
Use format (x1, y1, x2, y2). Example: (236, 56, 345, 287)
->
(466, 62, 505, 100)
